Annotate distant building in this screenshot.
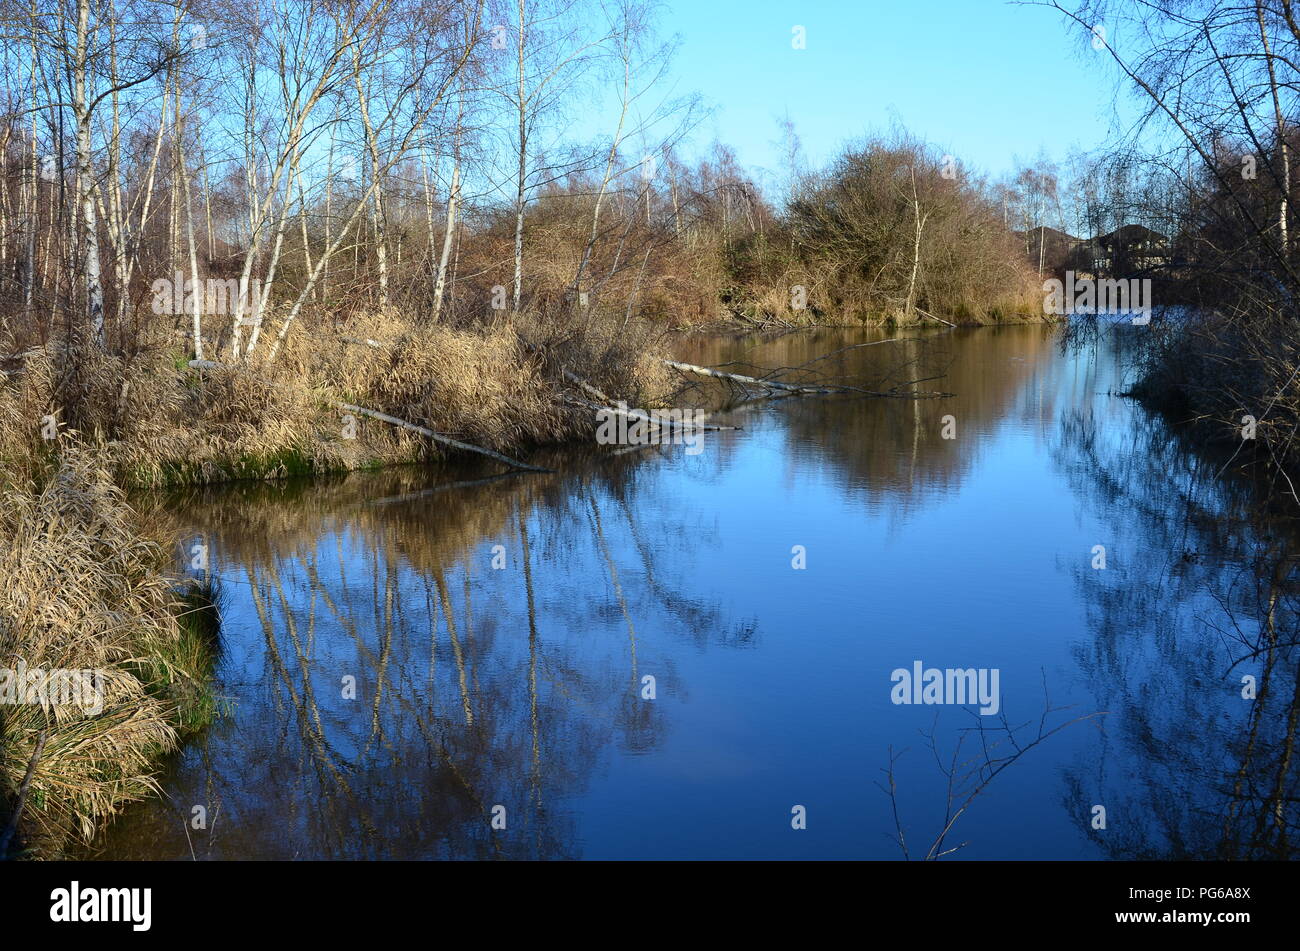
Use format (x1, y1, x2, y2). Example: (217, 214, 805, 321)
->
(1017, 226, 1082, 276)
(1090, 224, 1170, 275)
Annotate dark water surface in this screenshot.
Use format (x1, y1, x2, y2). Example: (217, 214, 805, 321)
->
(85, 324, 1300, 860)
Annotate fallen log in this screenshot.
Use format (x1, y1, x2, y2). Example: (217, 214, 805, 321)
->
(188, 359, 550, 473)
(558, 366, 614, 404)
(336, 402, 551, 472)
(562, 394, 740, 432)
(661, 359, 844, 394)
(663, 358, 953, 399)
(915, 307, 958, 328)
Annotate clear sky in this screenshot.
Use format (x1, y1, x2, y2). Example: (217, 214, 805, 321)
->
(648, 0, 1132, 185)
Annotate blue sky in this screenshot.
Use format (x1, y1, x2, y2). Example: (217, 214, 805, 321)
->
(644, 0, 1132, 185)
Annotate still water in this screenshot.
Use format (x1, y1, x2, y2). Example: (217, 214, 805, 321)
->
(86, 324, 1300, 859)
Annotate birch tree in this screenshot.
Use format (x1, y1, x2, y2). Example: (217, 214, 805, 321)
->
(265, 0, 485, 359)
(494, 0, 605, 312)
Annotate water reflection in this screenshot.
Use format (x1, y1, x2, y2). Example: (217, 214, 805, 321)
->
(80, 325, 1298, 860)
(1054, 332, 1300, 859)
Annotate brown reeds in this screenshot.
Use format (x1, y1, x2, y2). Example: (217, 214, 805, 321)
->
(0, 454, 217, 856)
(0, 305, 675, 491)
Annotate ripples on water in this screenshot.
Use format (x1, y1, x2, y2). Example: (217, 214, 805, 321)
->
(86, 324, 1300, 860)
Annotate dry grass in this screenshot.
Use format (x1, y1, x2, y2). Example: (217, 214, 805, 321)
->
(0, 307, 673, 490)
(0, 454, 217, 856)
(510, 310, 675, 408)
(291, 313, 571, 452)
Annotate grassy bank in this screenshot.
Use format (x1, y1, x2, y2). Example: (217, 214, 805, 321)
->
(0, 455, 221, 858)
(1, 310, 672, 490)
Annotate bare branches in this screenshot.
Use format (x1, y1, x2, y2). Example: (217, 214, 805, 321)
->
(880, 678, 1105, 861)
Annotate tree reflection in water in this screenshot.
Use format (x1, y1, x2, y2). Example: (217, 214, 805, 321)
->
(1056, 330, 1300, 860)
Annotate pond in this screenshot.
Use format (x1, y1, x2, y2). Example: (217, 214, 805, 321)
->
(82, 323, 1300, 860)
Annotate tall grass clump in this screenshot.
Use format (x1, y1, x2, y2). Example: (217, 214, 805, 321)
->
(0, 454, 220, 857)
